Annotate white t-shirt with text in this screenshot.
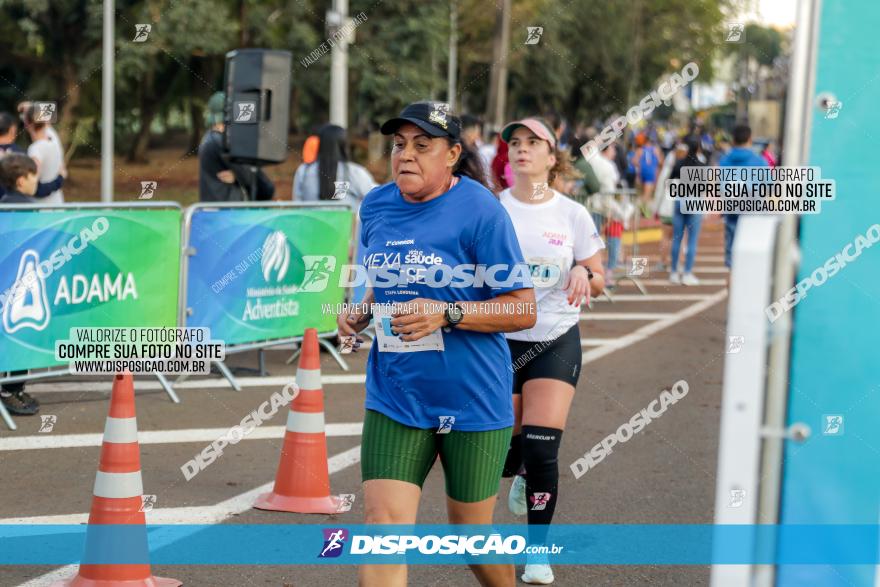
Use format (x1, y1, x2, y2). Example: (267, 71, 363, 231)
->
(500, 188, 605, 342)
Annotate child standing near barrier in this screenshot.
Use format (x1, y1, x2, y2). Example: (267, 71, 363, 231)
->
(0, 153, 40, 415)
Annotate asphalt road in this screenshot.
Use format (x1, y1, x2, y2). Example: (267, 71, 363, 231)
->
(2, 224, 732, 587)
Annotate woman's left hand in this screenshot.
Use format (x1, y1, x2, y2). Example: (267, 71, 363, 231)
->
(390, 298, 448, 341)
(565, 265, 591, 307)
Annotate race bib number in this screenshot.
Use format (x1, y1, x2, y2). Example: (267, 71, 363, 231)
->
(373, 305, 445, 353)
(527, 256, 565, 288)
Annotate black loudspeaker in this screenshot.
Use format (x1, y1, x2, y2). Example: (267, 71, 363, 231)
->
(223, 48, 292, 165)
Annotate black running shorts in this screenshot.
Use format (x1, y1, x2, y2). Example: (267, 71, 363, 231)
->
(507, 324, 582, 394)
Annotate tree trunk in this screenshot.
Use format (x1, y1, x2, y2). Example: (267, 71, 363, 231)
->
(126, 67, 156, 163)
(188, 58, 205, 152)
(485, 0, 510, 131)
(58, 61, 81, 148)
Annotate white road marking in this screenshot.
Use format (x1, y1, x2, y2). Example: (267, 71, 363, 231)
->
(11, 445, 363, 587)
(580, 338, 616, 346)
(580, 312, 674, 321)
(613, 278, 727, 287)
(0, 422, 363, 451)
(582, 289, 728, 366)
(593, 294, 713, 302)
(27, 374, 367, 394)
(691, 266, 730, 273)
(10, 287, 730, 587)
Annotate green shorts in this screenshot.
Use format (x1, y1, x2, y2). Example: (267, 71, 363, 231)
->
(361, 409, 512, 503)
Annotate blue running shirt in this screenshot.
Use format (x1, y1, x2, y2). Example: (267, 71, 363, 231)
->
(358, 175, 532, 431)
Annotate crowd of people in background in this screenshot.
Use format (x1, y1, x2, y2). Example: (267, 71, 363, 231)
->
(285, 107, 779, 292)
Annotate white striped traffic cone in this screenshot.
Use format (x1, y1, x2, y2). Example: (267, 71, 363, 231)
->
(54, 373, 181, 586)
(254, 328, 343, 514)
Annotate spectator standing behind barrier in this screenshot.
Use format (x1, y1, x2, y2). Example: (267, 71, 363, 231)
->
(21, 105, 65, 204)
(570, 132, 601, 202)
(198, 92, 276, 202)
(0, 153, 41, 416)
(337, 100, 536, 587)
(0, 112, 65, 200)
(668, 137, 706, 285)
(291, 124, 376, 208)
(719, 124, 767, 269)
(590, 144, 623, 283)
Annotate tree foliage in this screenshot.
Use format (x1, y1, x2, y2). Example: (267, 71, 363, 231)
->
(0, 0, 738, 159)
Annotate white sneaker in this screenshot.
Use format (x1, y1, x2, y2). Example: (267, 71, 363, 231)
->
(522, 561, 555, 584)
(508, 475, 527, 516)
(682, 273, 700, 286)
(668, 272, 681, 285)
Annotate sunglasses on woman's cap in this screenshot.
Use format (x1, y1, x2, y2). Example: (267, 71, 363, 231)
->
(381, 101, 461, 141)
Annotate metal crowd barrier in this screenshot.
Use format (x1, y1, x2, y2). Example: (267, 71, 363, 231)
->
(179, 201, 353, 392)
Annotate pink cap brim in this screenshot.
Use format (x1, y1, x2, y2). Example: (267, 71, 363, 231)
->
(500, 118, 556, 148)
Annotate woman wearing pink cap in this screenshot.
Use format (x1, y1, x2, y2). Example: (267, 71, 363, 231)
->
(497, 117, 606, 584)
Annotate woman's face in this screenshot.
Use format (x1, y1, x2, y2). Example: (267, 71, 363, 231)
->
(391, 123, 460, 200)
(508, 126, 555, 179)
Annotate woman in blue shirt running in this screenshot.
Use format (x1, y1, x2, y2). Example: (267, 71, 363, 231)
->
(337, 101, 536, 587)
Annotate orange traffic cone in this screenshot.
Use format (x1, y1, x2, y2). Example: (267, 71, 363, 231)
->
(54, 373, 181, 587)
(254, 328, 344, 514)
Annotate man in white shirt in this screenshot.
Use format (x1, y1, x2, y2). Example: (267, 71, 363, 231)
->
(22, 104, 65, 204)
(590, 143, 619, 193)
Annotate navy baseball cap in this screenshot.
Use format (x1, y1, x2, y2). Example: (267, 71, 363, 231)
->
(380, 101, 461, 141)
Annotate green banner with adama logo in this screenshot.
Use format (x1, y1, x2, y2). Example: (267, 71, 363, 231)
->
(0, 206, 181, 372)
